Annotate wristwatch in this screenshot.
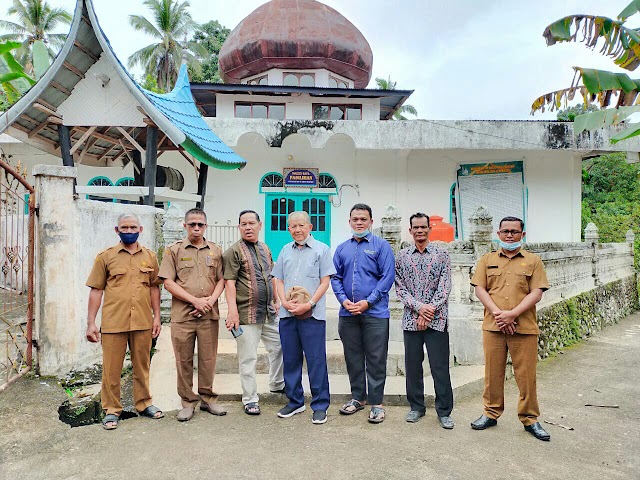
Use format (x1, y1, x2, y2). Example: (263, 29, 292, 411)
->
(309, 300, 317, 310)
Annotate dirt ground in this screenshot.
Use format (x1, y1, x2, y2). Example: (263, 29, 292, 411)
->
(1, 313, 639, 480)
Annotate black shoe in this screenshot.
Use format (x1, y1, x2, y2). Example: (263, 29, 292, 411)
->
(470, 414, 497, 430)
(270, 388, 286, 395)
(312, 410, 327, 424)
(277, 404, 306, 418)
(438, 415, 455, 429)
(524, 422, 551, 441)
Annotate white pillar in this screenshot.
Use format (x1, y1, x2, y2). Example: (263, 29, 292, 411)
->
(33, 165, 92, 375)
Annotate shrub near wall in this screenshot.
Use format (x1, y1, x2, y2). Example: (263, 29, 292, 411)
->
(537, 276, 639, 359)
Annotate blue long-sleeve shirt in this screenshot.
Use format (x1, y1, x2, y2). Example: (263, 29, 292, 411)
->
(331, 233, 395, 318)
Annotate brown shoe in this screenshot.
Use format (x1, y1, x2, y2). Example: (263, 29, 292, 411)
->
(200, 402, 227, 416)
(177, 407, 195, 422)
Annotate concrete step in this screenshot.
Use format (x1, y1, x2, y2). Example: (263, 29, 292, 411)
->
(149, 325, 484, 413)
(215, 339, 423, 376)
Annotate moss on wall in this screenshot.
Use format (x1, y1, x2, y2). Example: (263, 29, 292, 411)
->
(537, 275, 639, 358)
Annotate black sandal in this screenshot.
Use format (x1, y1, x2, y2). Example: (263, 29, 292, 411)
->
(339, 399, 365, 415)
(140, 405, 164, 419)
(102, 414, 119, 430)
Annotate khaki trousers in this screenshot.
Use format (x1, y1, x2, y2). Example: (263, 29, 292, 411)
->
(482, 330, 540, 426)
(236, 321, 284, 405)
(101, 330, 153, 416)
(171, 318, 219, 408)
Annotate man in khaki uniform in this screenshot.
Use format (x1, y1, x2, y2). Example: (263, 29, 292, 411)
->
(159, 208, 226, 421)
(86, 213, 164, 430)
(470, 216, 551, 441)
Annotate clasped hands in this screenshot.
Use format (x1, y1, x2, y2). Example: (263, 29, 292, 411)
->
(493, 309, 517, 335)
(343, 299, 369, 315)
(282, 299, 312, 316)
(416, 304, 435, 330)
(189, 296, 216, 317)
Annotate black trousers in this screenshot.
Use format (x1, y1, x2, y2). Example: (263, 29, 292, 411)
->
(403, 328, 454, 417)
(338, 315, 389, 405)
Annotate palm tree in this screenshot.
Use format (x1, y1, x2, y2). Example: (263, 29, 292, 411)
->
(128, 0, 203, 92)
(0, 0, 72, 74)
(375, 76, 418, 120)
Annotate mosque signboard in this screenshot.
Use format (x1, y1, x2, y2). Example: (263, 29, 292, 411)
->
(456, 161, 525, 239)
(283, 168, 319, 188)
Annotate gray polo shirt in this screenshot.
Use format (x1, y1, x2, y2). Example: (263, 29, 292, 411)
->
(272, 236, 336, 320)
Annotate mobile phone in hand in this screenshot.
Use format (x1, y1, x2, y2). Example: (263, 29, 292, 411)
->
(230, 325, 243, 338)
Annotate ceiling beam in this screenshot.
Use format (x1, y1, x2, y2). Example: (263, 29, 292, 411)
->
(28, 119, 50, 138)
(69, 126, 96, 154)
(63, 61, 85, 79)
(51, 81, 72, 96)
(33, 102, 61, 118)
(73, 40, 99, 62)
(117, 127, 145, 154)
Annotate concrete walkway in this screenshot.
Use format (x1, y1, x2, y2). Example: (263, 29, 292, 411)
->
(1, 313, 639, 479)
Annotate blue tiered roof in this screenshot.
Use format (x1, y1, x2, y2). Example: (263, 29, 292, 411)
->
(143, 65, 247, 170)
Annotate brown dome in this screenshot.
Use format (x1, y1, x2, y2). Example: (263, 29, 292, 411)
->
(218, 0, 373, 88)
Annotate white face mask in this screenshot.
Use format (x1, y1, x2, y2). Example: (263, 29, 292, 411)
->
(351, 229, 370, 238)
(499, 240, 522, 251)
(296, 234, 311, 245)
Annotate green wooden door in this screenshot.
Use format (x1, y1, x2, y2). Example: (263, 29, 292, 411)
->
(265, 193, 331, 258)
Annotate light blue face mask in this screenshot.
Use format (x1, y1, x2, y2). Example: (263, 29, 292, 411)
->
(352, 229, 370, 239)
(499, 240, 522, 251)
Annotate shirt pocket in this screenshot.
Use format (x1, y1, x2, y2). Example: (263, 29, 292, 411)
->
(108, 267, 127, 288)
(306, 257, 320, 278)
(515, 267, 533, 292)
(177, 261, 195, 282)
(139, 266, 154, 286)
(486, 268, 503, 290)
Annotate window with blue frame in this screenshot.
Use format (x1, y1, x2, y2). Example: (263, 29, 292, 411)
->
(86, 176, 114, 202)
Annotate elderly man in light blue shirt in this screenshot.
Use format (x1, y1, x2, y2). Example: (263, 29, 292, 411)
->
(272, 211, 336, 425)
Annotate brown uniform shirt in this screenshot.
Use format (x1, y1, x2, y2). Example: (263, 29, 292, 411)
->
(470, 249, 549, 334)
(86, 242, 161, 334)
(158, 238, 223, 322)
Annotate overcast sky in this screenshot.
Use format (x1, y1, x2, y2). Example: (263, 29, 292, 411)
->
(42, 0, 634, 120)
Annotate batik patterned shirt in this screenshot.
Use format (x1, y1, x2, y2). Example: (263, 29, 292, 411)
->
(394, 243, 452, 332)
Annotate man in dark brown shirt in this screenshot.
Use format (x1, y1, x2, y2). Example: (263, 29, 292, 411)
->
(86, 213, 163, 430)
(223, 210, 284, 416)
(160, 208, 226, 422)
(470, 216, 551, 441)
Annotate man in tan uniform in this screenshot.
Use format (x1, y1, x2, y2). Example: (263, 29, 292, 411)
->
(86, 213, 163, 430)
(160, 208, 226, 421)
(470, 216, 551, 441)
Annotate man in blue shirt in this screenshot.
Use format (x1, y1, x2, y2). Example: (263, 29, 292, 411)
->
(273, 211, 336, 424)
(332, 204, 395, 423)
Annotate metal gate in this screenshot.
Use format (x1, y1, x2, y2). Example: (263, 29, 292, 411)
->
(0, 156, 35, 393)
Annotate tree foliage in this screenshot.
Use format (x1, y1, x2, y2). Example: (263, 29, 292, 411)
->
(187, 20, 230, 83)
(556, 104, 600, 122)
(531, 1, 640, 143)
(581, 152, 640, 268)
(127, 0, 204, 92)
(375, 76, 418, 120)
(0, 0, 71, 73)
(0, 40, 36, 111)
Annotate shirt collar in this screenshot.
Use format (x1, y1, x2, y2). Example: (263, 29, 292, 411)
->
(183, 236, 209, 249)
(498, 248, 525, 258)
(350, 232, 372, 243)
(411, 242, 431, 254)
(292, 235, 315, 249)
(117, 241, 142, 254)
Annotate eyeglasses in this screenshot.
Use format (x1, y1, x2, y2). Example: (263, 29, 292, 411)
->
(186, 222, 206, 228)
(498, 229, 522, 236)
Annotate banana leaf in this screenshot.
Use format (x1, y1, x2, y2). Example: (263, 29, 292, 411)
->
(32, 40, 50, 80)
(618, 0, 640, 22)
(543, 15, 640, 70)
(611, 123, 640, 143)
(531, 67, 640, 114)
(574, 105, 640, 134)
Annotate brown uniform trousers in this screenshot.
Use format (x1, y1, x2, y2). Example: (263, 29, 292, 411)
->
(86, 242, 161, 416)
(471, 249, 549, 426)
(159, 238, 223, 408)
